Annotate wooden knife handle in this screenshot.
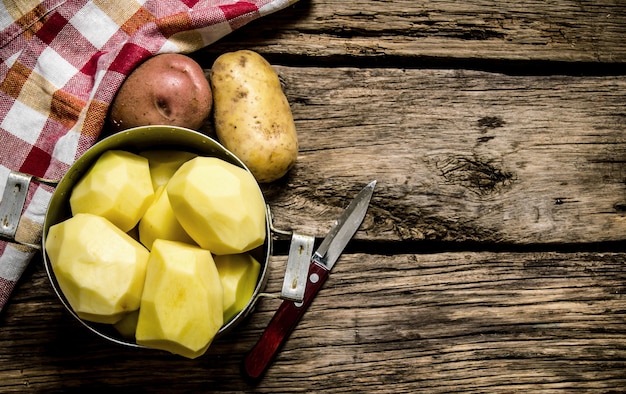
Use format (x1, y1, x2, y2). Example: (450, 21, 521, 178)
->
(242, 262, 330, 380)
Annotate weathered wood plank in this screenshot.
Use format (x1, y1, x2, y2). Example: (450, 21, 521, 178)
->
(196, 0, 626, 66)
(3, 2, 624, 393)
(1, 252, 624, 392)
(244, 66, 626, 245)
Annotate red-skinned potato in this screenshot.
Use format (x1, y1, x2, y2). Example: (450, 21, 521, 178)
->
(109, 54, 212, 132)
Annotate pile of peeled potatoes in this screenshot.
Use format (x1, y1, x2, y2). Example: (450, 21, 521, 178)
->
(107, 49, 298, 183)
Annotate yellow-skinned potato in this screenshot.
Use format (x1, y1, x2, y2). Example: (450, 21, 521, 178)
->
(210, 50, 298, 183)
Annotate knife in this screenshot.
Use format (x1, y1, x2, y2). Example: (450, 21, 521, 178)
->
(242, 180, 377, 380)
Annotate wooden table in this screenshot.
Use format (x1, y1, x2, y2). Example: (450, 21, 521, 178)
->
(2, 1, 625, 392)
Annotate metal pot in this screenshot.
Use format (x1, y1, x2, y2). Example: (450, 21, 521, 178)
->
(40, 125, 272, 347)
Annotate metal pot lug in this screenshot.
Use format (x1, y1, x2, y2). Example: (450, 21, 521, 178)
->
(1, 171, 58, 247)
(0, 171, 33, 242)
(281, 232, 314, 303)
(265, 204, 313, 304)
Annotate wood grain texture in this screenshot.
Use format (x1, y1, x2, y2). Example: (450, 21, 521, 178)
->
(197, 0, 626, 66)
(2, 1, 625, 392)
(255, 66, 626, 245)
(1, 252, 624, 392)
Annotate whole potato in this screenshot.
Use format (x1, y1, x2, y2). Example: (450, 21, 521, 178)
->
(210, 50, 298, 183)
(109, 54, 212, 132)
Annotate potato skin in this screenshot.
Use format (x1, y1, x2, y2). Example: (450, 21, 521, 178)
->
(109, 54, 212, 132)
(210, 50, 298, 183)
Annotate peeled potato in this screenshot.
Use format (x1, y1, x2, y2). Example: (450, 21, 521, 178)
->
(109, 54, 212, 132)
(45, 213, 149, 324)
(214, 253, 261, 323)
(139, 149, 197, 189)
(210, 50, 298, 183)
(135, 239, 223, 359)
(138, 186, 196, 250)
(114, 310, 140, 339)
(166, 156, 266, 255)
(69, 150, 154, 232)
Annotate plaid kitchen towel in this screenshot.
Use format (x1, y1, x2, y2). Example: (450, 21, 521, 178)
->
(0, 0, 298, 311)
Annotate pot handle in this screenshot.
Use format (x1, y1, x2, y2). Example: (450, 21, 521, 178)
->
(0, 171, 57, 246)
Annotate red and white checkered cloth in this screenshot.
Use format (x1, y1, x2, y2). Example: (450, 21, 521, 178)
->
(0, 0, 298, 311)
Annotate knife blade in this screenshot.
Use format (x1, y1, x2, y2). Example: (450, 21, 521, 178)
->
(242, 180, 376, 380)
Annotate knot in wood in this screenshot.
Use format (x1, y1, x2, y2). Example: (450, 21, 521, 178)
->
(437, 155, 515, 196)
